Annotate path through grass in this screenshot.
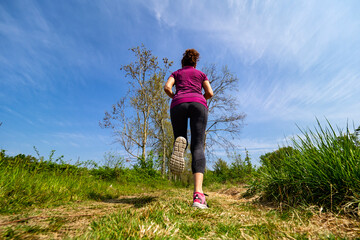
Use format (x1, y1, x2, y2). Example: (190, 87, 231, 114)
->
(1, 186, 359, 239)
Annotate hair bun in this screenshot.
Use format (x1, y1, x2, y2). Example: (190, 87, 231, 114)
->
(181, 49, 200, 67)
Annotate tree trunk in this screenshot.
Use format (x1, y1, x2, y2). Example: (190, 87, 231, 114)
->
(142, 118, 147, 160)
(161, 119, 166, 175)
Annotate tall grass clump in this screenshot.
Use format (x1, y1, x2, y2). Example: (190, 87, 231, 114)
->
(253, 120, 360, 216)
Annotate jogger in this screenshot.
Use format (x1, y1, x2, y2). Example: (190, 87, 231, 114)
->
(164, 48, 213, 209)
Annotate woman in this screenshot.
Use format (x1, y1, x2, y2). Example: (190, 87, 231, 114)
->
(164, 49, 213, 209)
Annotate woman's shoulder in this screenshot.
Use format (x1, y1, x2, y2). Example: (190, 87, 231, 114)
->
(172, 67, 207, 78)
(194, 68, 208, 79)
(170, 68, 181, 77)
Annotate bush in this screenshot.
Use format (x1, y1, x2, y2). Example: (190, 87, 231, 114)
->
(213, 158, 230, 182)
(206, 152, 255, 184)
(259, 146, 299, 170)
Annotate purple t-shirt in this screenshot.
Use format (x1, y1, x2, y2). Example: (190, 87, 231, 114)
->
(170, 66, 208, 109)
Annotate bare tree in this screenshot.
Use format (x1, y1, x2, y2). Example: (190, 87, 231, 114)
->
(148, 59, 174, 175)
(202, 64, 246, 157)
(101, 45, 161, 161)
(101, 45, 175, 174)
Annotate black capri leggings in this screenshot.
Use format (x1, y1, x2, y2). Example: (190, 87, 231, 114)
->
(170, 102, 208, 174)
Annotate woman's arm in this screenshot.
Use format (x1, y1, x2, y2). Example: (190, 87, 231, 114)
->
(203, 80, 214, 99)
(164, 76, 175, 98)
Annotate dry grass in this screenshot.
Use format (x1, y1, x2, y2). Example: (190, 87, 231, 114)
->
(1, 186, 359, 239)
(216, 187, 360, 239)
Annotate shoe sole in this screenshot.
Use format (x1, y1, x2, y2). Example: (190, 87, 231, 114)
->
(192, 202, 209, 209)
(170, 136, 187, 175)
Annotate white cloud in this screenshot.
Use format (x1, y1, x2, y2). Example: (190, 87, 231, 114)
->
(140, 0, 360, 124)
(0, 1, 117, 90)
(238, 67, 360, 122)
(143, 1, 359, 65)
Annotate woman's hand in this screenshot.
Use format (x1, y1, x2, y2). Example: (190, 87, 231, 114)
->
(203, 80, 214, 99)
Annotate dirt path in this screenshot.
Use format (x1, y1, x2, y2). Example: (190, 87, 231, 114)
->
(1, 187, 359, 239)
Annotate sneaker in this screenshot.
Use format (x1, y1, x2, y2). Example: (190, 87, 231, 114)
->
(192, 192, 209, 209)
(169, 136, 187, 175)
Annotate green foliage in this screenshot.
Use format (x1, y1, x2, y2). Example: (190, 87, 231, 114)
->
(205, 152, 255, 184)
(252, 120, 360, 215)
(90, 152, 125, 181)
(134, 151, 156, 171)
(259, 146, 299, 170)
(90, 166, 124, 182)
(213, 158, 230, 182)
(230, 151, 253, 180)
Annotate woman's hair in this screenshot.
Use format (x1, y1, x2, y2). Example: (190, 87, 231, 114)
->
(181, 49, 200, 68)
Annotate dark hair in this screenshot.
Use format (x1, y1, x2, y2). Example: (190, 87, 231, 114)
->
(181, 49, 200, 68)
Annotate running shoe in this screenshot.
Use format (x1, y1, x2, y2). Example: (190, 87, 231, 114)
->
(192, 192, 209, 209)
(169, 136, 187, 175)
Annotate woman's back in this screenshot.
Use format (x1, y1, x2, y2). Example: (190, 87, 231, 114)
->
(171, 66, 207, 96)
(170, 66, 208, 109)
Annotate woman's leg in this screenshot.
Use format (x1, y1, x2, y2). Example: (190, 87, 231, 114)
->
(189, 102, 208, 194)
(194, 172, 203, 193)
(169, 103, 189, 174)
(189, 102, 208, 174)
(170, 103, 189, 143)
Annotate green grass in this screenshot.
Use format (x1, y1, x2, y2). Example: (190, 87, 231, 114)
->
(253, 120, 360, 215)
(0, 150, 174, 214)
(0, 147, 254, 214)
(74, 189, 357, 239)
(1, 119, 360, 238)
(1, 187, 358, 239)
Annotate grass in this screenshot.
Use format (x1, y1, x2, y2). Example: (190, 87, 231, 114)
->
(3, 187, 357, 239)
(0, 150, 175, 214)
(253, 120, 360, 216)
(1, 119, 360, 238)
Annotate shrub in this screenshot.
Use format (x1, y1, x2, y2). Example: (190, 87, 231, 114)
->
(259, 146, 299, 170)
(207, 152, 255, 184)
(213, 158, 230, 182)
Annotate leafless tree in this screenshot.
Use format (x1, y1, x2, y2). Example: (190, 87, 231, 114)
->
(101, 45, 162, 161)
(202, 64, 246, 157)
(148, 60, 174, 175)
(101, 45, 174, 176)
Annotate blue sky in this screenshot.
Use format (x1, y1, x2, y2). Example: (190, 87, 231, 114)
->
(1, 0, 360, 166)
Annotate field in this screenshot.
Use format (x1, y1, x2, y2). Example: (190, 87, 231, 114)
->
(1, 121, 360, 239)
(1, 186, 359, 239)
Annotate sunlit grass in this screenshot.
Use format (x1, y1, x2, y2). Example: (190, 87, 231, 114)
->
(1, 119, 360, 238)
(1, 186, 358, 239)
(0, 150, 174, 214)
(253, 120, 360, 216)
(76, 189, 357, 239)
